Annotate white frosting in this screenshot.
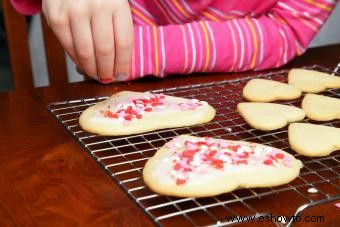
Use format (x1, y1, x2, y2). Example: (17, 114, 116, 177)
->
(152, 152, 283, 186)
(89, 93, 208, 125)
(152, 137, 291, 186)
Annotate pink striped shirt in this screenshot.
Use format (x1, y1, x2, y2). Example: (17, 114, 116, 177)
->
(12, 0, 337, 80)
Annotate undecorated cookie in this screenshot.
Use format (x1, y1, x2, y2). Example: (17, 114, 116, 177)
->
(79, 91, 216, 135)
(289, 123, 340, 157)
(288, 68, 340, 93)
(243, 79, 301, 102)
(143, 135, 302, 197)
(302, 94, 340, 121)
(237, 102, 305, 131)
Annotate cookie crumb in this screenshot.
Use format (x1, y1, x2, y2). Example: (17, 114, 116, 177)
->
(307, 187, 318, 194)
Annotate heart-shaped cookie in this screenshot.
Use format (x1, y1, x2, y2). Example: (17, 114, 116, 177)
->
(302, 94, 340, 121)
(289, 123, 340, 157)
(237, 102, 305, 131)
(243, 79, 301, 102)
(79, 91, 216, 135)
(288, 68, 340, 93)
(143, 135, 302, 197)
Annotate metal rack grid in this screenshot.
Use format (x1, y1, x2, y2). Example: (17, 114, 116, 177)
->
(47, 65, 340, 226)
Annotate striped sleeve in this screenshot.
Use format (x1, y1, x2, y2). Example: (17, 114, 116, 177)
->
(129, 0, 337, 80)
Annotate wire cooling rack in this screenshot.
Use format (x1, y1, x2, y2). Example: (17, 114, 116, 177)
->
(48, 65, 340, 226)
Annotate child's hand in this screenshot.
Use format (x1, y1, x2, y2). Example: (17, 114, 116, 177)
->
(42, 0, 133, 83)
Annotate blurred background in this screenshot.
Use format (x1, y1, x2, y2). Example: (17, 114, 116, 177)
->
(0, 1, 11, 91)
(1, 2, 340, 91)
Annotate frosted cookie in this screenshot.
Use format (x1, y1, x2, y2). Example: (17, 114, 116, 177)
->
(302, 94, 340, 121)
(288, 68, 340, 93)
(288, 123, 340, 157)
(79, 91, 216, 136)
(143, 135, 302, 197)
(237, 102, 305, 131)
(243, 79, 301, 102)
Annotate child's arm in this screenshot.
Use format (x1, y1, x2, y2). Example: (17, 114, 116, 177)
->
(130, 0, 336, 80)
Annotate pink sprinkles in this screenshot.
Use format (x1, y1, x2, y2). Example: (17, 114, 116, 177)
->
(167, 137, 293, 185)
(100, 94, 205, 125)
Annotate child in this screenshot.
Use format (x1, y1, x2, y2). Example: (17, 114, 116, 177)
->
(11, 0, 337, 83)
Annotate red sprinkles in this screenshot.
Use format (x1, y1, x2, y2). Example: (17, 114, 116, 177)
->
(100, 110, 118, 119)
(168, 137, 290, 185)
(99, 93, 204, 125)
(275, 153, 285, 159)
(263, 159, 273, 165)
(99, 94, 165, 123)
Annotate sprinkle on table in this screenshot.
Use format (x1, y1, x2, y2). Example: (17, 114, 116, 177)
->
(307, 187, 318, 194)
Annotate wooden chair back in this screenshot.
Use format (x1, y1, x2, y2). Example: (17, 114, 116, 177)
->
(2, 0, 68, 90)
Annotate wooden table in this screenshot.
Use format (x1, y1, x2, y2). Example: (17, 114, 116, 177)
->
(1, 44, 339, 226)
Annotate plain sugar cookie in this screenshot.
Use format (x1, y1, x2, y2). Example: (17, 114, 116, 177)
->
(289, 123, 340, 157)
(302, 94, 340, 121)
(243, 79, 301, 102)
(79, 91, 216, 136)
(237, 102, 305, 131)
(143, 135, 302, 197)
(288, 68, 340, 93)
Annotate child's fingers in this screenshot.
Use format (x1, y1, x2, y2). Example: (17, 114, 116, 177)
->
(112, 1, 134, 81)
(70, 15, 97, 80)
(91, 12, 115, 83)
(42, 1, 79, 67)
(50, 21, 79, 67)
